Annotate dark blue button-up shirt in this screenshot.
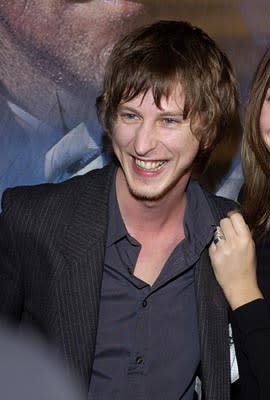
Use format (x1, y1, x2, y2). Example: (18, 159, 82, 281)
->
(89, 175, 215, 399)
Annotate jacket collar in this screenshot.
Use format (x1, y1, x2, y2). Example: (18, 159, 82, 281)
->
(60, 163, 116, 263)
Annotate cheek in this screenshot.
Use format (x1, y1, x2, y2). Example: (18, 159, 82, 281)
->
(166, 129, 199, 152)
(181, 133, 200, 155)
(261, 132, 270, 152)
(260, 105, 270, 151)
(112, 123, 135, 149)
(111, 129, 128, 153)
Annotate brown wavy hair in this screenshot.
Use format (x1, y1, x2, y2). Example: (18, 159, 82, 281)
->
(242, 48, 270, 240)
(96, 20, 239, 172)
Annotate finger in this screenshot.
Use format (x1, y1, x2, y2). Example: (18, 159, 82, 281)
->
(228, 212, 251, 238)
(213, 226, 225, 246)
(209, 240, 217, 256)
(219, 217, 236, 243)
(227, 209, 240, 218)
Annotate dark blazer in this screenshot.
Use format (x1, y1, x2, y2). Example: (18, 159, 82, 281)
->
(0, 164, 236, 399)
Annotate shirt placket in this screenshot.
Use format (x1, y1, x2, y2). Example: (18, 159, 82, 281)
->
(126, 285, 151, 398)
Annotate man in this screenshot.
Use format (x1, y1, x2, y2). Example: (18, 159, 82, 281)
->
(0, 21, 238, 399)
(0, 0, 146, 199)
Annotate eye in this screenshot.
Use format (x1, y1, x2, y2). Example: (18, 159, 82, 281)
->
(119, 112, 139, 122)
(125, 113, 137, 119)
(163, 117, 177, 125)
(162, 116, 183, 126)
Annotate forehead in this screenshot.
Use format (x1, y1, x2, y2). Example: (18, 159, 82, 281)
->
(120, 82, 186, 110)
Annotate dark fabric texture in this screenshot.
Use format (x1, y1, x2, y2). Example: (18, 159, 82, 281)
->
(89, 178, 215, 399)
(230, 190, 270, 400)
(0, 164, 236, 399)
(230, 241, 270, 400)
(231, 299, 270, 400)
(256, 232, 270, 299)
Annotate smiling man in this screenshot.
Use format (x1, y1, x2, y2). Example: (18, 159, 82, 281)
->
(0, 20, 239, 399)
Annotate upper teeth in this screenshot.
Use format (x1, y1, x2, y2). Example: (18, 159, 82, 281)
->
(135, 159, 164, 170)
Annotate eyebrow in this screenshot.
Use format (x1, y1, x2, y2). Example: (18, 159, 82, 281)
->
(157, 111, 184, 117)
(118, 105, 184, 116)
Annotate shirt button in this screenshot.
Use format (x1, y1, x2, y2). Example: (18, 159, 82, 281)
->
(142, 299, 147, 307)
(136, 356, 144, 365)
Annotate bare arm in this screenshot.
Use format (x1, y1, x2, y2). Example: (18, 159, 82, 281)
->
(209, 212, 263, 310)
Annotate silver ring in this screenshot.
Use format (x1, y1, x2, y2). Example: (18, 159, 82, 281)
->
(213, 226, 225, 244)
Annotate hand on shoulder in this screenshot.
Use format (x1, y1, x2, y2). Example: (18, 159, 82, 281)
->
(209, 212, 263, 310)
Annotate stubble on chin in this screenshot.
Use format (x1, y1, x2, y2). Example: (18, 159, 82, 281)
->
(124, 174, 184, 203)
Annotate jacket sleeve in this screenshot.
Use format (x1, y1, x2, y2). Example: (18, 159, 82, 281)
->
(232, 299, 270, 399)
(0, 190, 24, 322)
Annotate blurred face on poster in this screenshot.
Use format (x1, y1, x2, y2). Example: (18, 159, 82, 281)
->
(0, 0, 146, 91)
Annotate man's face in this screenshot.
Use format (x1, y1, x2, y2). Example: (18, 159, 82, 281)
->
(0, 0, 145, 90)
(112, 84, 200, 201)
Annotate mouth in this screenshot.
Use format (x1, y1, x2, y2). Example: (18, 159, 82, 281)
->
(135, 158, 166, 171)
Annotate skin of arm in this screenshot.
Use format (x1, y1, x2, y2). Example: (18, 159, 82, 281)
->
(209, 212, 263, 310)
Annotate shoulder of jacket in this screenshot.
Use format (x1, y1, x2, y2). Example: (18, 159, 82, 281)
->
(201, 185, 240, 220)
(1, 164, 114, 217)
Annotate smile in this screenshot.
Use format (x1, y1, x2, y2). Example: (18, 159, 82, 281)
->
(135, 159, 166, 170)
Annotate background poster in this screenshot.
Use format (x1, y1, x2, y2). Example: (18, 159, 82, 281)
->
(0, 0, 269, 204)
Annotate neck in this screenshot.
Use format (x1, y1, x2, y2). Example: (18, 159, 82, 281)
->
(0, 26, 99, 133)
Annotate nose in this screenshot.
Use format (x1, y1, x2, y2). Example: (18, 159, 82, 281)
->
(133, 122, 157, 156)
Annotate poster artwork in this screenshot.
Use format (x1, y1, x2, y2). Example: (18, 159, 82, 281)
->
(0, 1, 268, 205)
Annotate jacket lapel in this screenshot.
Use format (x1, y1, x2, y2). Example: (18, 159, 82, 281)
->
(195, 186, 238, 399)
(55, 165, 115, 387)
(195, 243, 230, 399)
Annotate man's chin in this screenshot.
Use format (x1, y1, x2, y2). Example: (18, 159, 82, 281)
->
(127, 185, 168, 202)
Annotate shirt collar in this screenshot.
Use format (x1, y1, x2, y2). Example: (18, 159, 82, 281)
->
(106, 169, 130, 247)
(180, 178, 216, 265)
